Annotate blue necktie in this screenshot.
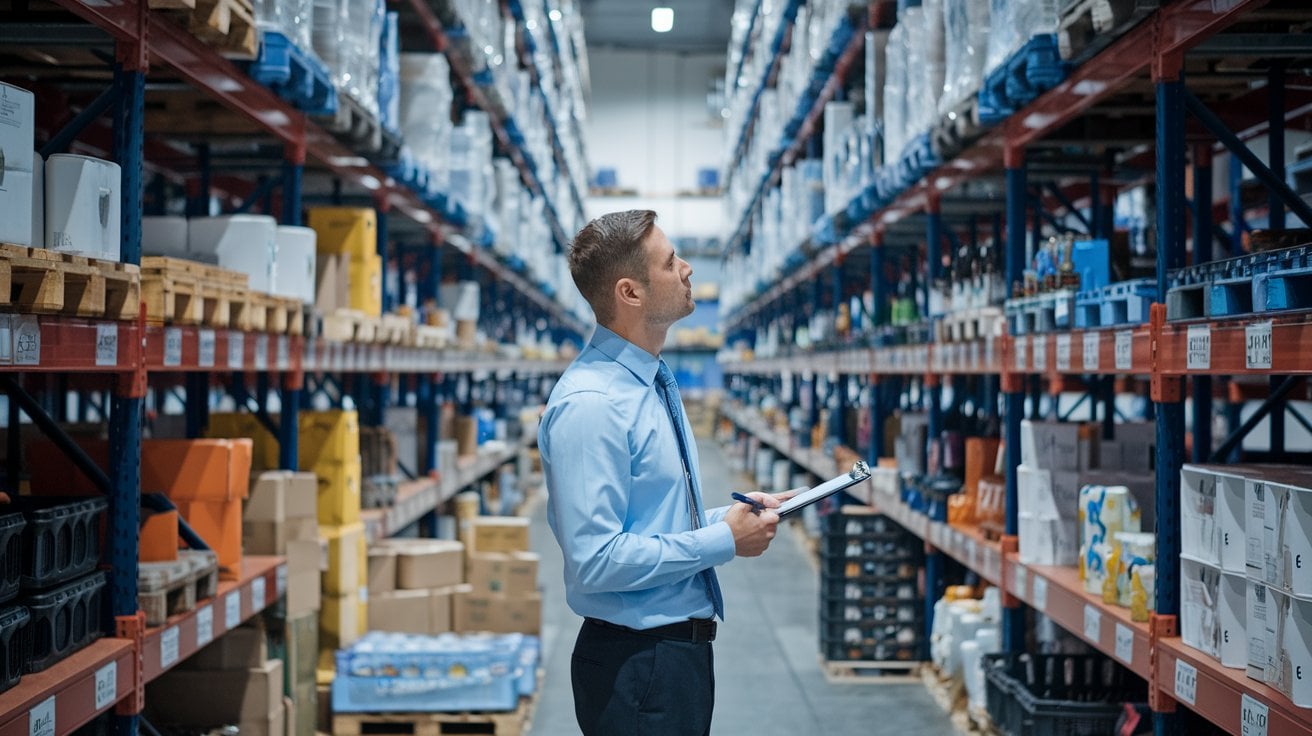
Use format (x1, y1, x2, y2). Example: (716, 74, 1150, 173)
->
(655, 360, 725, 620)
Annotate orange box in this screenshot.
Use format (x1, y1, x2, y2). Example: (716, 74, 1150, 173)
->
(177, 499, 243, 577)
(143, 439, 253, 502)
(140, 510, 179, 563)
(964, 438, 1001, 497)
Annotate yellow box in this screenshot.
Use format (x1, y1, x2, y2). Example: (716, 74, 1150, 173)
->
(307, 207, 376, 260)
(298, 410, 360, 469)
(310, 459, 361, 526)
(319, 590, 364, 649)
(347, 254, 382, 317)
(206, 412, 280, 472)
(320, 522, 365, 596)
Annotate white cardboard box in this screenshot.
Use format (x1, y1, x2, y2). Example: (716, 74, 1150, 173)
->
(46, 154, 121, 261)
(0, 82, 36, 246)
(274, 225, 316, 302)
(190, 215, 277, 291)
(31, 151, 42, 248)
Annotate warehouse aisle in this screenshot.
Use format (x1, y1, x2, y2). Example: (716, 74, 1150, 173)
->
(527, 437, 953, 735)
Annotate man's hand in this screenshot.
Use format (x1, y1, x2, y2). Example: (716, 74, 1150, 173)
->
(725, 501, 779, 557)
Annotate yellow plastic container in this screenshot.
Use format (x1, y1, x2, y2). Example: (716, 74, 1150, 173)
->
(319, 589, 364, 652)
(347, 254, 382, 317)
(311, 458, 362, 526)
(307, 207, 376, 260)
(298, 410, 360, 468)
(319, 522, 366, 596)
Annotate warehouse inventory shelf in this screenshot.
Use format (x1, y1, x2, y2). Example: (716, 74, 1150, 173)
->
(0, 639, 135, 736)
(1156, 638, 1312, 736)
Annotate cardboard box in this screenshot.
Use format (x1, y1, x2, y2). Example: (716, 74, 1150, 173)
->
(247, 470, 318, 522)
(139, 509, 178, 563)
(177, 499, 243, 577)
(429, 586, 453, 633)
(0, 82, 35, 247)
(287, 566, 321, 618)
(454, 591, 542, 635)
(348, 253, 383, 317)
(321, 523, 365, 596)
(455, 415, 478, 457)
(1019, 420, 1097, 472)
(466, 516, 530, 553)
(244, 516, 319, 556)
(293, 682, 318, 736)
(206, 412, 280, 472)
(367, 545, 398, 594)
(147, 659, 284, 726)
(238, 701, 285, 736)
(186, 622, 267, 671)
(389, 539, 464, 589)
(269, 611, 318, 692)
(367, 589, 433, 634)
(465, 552, 539, 596)
(312, 459, 362, 526)
(142, 439, 254, 502)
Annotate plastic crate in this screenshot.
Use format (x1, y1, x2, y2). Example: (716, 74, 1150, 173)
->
(983, 653, 1147, 736)
(820, 578, 919, 601)
(821, 535, 917, 560)
(821, 556, 921, 581)
(823, 599, 921, 623)
(22, 571, 107, 673)
(823, 640, 921, 663)
(0, 605, 30, 694)
(824, 511, 903, 536)
(12, 497, 106, 590)
(0, 513, 25, 603)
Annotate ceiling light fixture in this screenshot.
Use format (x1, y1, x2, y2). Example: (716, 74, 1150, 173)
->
(548, 8, 562, 21)
(651, 7, 674, 33)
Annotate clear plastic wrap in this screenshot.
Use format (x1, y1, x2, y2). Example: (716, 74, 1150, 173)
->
(399, 53, 453, 184)
(986, 0, 1059, 76)
(940, 0, 991, 115)
(881, 21, 908, 165)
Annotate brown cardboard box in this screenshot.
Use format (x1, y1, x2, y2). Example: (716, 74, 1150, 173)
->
(283, 696, 296, 736)
(367, 545, 398, 594)
(368, 589, 433, 634)
(185, 622, 267, 670)
(465, 552, 539, 596)
(244, 516, 318, 556)
(455, 415, 478, 457)
(429, 587, 453, 633)
(387, 539, 464, 589)
(315, 252, 348, 313)
(286, 538, 322, 617)
(467, 516, 530, 553)
(294, 682, 318, 736)
(453, 591, 541, 634)
(321, 523, 365, 595)
(147, 659, 283, 726)
(239, 701, 285, 736)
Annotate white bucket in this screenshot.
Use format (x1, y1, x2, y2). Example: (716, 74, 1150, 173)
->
(189, 215, 278, 291)
(142, 216, 189, 258)
(45, 154, 121, 261)
(274, 225, 317, 302)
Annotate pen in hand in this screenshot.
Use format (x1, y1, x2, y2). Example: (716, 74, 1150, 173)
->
(731, 492, 767, 514)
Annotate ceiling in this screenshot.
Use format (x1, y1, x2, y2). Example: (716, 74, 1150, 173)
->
(578, 0, 736, 54)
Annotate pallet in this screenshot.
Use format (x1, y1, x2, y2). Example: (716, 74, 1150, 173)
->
(1004, 289, 1076, 335)
(380, 313, 413, 345)
(244, 31, 338, 115)
(316, 92, 400, 158)
(413, 325, 449, 349)
(979, 35, 1070, 125)
(0, 243, 141, 320)
(1058, 0, 1159, 63)
(1074, 278, 1156, 328)
(137, 549, 218, 626)
(141, 256, 250, 327)
(332, 694, 535, 736)
(932, 95, 986, 161)
(247, 293, 305, 335)
(822, 658, 922, 684)
(935, 307, 1004, 343)
(321, 309, 382, 344)
(149, 0, 258, 59)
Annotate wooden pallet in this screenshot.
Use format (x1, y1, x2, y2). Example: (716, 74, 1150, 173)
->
(149, 0, 258, 59)
(141, 256, 250, 327)
(822, 659, 923, 684)
(137, 549, 218, 626)
(243, 293, 305, 335)
(413, 325, 448, 349)
(380, 313, 413, 345)
(321, 309, 382, 344)
(332, 694, 535, 736)
(0, 244, 141, 320)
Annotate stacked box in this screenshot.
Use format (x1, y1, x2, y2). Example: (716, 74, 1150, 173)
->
(299, 410, 362, 527)
(267, 611, 319, 736)
(307, 207, 381, 317)
(319, 521, 367, 671)
(366, 539, 465, 635)
(244, 471, 319, 556)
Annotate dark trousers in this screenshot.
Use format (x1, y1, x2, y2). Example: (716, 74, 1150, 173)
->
(571, 618, 715, 735)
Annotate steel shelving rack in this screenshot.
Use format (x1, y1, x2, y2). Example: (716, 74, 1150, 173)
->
(718, 0, 1312, 733)
(0, 0, 588, 732)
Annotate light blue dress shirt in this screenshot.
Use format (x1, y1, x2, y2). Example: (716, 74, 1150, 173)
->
(540, 325, 737, 628)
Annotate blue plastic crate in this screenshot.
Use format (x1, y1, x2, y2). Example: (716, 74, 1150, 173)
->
(978, 34, 1071, 125)
(245, 32, 337, 116)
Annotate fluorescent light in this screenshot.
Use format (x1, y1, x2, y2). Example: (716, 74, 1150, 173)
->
(651, 7, 673, 33)
(548, 8, 562, 21)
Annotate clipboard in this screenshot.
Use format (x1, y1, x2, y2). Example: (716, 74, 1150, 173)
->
(776, 460, 871, 517)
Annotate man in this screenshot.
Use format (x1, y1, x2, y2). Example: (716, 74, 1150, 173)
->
(540, 210, 789, 735)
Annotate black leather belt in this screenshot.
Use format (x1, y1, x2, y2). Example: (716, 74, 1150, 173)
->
(585, 617, 717, 643)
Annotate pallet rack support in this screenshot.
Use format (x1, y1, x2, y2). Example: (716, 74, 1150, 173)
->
(1268, 64, 1287, 457)
(1002, 149, 1027, 653)
(1191, 147, 1213, 462)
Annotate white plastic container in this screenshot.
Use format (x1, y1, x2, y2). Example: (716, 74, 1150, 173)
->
(189, 215, 278, 291)
(141, 216, 190, 258)
(1281, 595, 1312, 706)
(45, 154, 121, 261)
(274, 225, 317, 303)
(0, 82, 35, 247)
(30, 151, 42, 249)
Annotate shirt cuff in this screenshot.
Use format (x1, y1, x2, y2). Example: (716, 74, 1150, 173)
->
(699, 522, 738, 566)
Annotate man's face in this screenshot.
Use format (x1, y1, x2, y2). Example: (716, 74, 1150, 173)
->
(640, 225, 695, 327)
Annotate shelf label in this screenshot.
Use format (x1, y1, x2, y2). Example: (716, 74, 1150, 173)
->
(277, 335, 289, 370)
(225, 591, 241, 629)
(276, 565, 287, 597)
(1016, 335, 1028, 371)
(1115, 623, 1134, 664)
(1083, 332, 1100, 371)
(95, 661, 117, 710)
(28, 695, 54, 736)
(1083, 604, 1102, 643)
(1115, 330, 1133, 371)
(1055, 297, 1070, 324)
(1033, 337, 1047, 371)
(15, 315, 40, 366)
(1015, 565, 1027, 600)
(1246, 321, 1272, 370)
(228, 332, 244, 369)
(1032, 576, 1048, 613)
(254, 334, 269, 370)
(196, 605, 213, 648)
(1187, 324, 1211, 370)
(252, 576, 267, 607)
(198, 329, 216, 368)
(1056, 334, 1071, 371)
(1174, 659, 1198, 706)
(163, 327, 182, 367)
(160, 626, 180, 669)
(1241, 693, 1269, 736)
(96, 324, 118, 366)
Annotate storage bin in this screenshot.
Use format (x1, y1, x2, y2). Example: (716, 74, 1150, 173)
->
(0, 605, 30, 694)
(982, 652, 1146, 736)
(0, 513, 24, 604)
(12, 497, 106, 590)
(22, 571, 106, 673)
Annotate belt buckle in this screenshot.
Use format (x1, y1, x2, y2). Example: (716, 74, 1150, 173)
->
(692, 618, 716, 643)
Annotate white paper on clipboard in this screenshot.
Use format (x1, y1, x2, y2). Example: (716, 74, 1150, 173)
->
(777, 461, 871, 517)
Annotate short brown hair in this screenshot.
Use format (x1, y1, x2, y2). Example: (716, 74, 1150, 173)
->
(568, 210, 657, 323)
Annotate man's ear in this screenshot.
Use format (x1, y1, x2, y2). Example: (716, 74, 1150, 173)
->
(615, 277, 643, 310)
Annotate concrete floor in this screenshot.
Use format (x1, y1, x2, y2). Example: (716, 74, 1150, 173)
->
(526, 437, 954, 735)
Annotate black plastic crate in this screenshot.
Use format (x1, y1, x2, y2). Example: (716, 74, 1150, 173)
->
(822, 556, 920, 581)
(21, 571, 106, 673)
(821, 534, 918, 559)
(821, 578, 919, 601)
(12, 497, 106, 590)
(823, 599, 921, 624)
(0, 513, 25, 603)
(824, 511, 904, 537)
(983, 653, 1147, 736)
(0, 605, 30, 694)
(823, 640, 921, 663)
(821, 618, 921, 649)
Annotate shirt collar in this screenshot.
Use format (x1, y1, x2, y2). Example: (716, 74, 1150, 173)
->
(589, 324, 660, 386)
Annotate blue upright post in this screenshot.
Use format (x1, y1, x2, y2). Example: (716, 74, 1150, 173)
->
(926, 196, 943, 469)
(280, 377, 301, 470)
(1192, 147, 1213, 462)
(185, 373, 208, 438)
(869, 239, 885, 462)
(1090, 171, 1103, 240)
(1154, 71, 1189, 736)
(1003, 148, 1028, 653)
(191, 142, 211, 218)
(1268, 64, 1287, 457)
(807, 281, 821, 445)
(424, 375, 442, 475)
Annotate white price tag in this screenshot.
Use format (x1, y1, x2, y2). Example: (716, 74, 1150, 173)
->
(254, 334, 269, 370)
(1015, 565, 1028, 600)
(1241, 693, 1269, 736)
(252, 577, 267, 607)
(1115, 623, 1134, 664)
(1246, 321, 1272, 370)
(228, 332, 245, 369)
(198, 329, 216, 368)
(28, 696, 54, 736)
(1115, 330, 1133, 371)
(276, 566, 288, 597)
(95, 661, 117, 710)
(1187, 324, 1211, 370)
(1033, 336, 1047, 371)
(95, 324, 118, 366)
(160, 626, 180, 668)
(967, 538, 979, 568)
(196, 605, 213, 647)
(1055, 297, 1070, 323)
(1083, 332, 1100, 371)
(0, 315, 11, 364)
(1016, 335, 1028, 371)
(225, 591, 241, 629)
(1056, 333, 1071, 371)
(1083, 604, 1102, 643)
(277, 335, 289, 369)
(163, 327, 183, 367)
(15, 315, 40, 366)
(1174, 658, 1198, 706)
(1032, 576, 1048, 612)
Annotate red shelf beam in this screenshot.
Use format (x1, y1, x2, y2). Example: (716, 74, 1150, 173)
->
(1157, 315, 1312, 376)
(0, 639, 136, 736)
(1157, 638, 1312, 736)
